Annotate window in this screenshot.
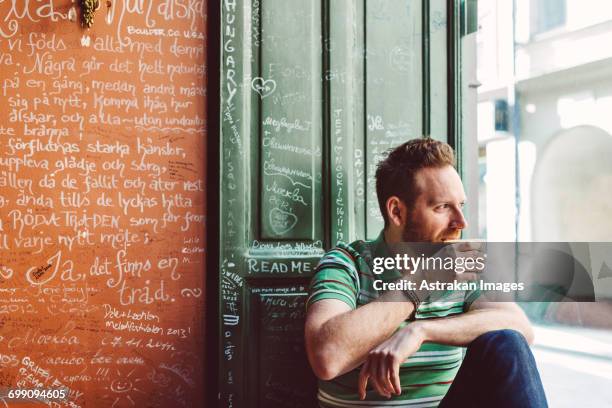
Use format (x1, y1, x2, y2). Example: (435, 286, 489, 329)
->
(467, 1, 612, 405)
(532, 0, 567, 35)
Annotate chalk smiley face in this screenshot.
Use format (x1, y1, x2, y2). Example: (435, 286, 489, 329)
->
(110, 378, 133, 393)
(103, 368, 144, 407)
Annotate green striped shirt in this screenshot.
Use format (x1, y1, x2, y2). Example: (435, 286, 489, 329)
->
(307, 232, 480, 407)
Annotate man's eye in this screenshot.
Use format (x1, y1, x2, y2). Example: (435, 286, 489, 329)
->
(437, 204, 449, 210)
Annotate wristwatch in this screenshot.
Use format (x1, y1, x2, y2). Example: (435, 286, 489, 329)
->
(402, 288, 420, 319)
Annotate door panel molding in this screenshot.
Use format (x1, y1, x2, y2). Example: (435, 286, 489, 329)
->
(219, 1, 461, 405)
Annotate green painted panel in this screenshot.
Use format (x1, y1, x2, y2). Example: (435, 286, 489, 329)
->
(219, 0, 459, 406)
(365, 0, 423, 239)
(329, 0, 366, 244)
(247, 285, 317, 407)
(220, 1, 326, 406)
(430, 0, 449, 141)
(220, 0, 248, 405)
(259, 0, 323, 240)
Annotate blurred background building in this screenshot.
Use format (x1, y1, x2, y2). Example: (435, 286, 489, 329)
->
(474, 0, 612, 242)
(472, 1, 612, 406)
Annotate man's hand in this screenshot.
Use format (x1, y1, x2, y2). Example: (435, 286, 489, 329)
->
(391, 241, 486, 304)
(430, 241, 486, 283)
(358, 324, 425, 399)
(305, 298, 417, 381)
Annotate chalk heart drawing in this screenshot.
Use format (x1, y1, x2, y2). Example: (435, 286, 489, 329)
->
(269, 208, 298, 235)
(0, 265, 13, 280)
(251, 77, 277, 98)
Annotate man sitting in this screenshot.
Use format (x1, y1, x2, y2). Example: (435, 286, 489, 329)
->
(304, 139, 547, 407)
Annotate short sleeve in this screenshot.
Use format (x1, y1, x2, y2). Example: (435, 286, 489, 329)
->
(306, 248, 360, 310)
(463, 286, 482, 312)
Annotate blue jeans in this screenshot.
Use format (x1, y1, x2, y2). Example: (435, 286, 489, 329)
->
(439, 330, 548, 408)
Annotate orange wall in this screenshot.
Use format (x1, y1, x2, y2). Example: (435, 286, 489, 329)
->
(0, 1, 207, 406)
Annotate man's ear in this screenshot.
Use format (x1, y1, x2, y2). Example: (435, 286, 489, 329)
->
(386, 196, 406, 227)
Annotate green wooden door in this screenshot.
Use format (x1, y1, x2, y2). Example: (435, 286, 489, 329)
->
(219, 1, 464, 406)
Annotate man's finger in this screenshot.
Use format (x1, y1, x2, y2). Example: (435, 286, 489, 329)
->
(454, 242, 472, 252)
(377, 354, 394, 396)
(454, 242, 485, 252)
(455, 272, 480, 282)
(371, 376, 390, 399)
(368, 355, 390, 398)
(358, 360, 370, 400)
(390, 356, 402, 395)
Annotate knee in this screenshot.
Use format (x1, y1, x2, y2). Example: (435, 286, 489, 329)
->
(471, 330, 533, 363)
(475, 329, 528, 349)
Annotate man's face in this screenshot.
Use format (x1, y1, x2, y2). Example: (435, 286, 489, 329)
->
(401, 165, 468, 242)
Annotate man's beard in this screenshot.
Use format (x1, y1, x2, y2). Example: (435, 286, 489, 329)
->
(401, 221, 431, 242)
(401, 219, 461, 243)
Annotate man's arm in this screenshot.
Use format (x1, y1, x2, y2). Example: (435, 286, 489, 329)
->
(415, 300, 534, 346)
(304, 295, 415, 381)
(357, 300, 534, 399)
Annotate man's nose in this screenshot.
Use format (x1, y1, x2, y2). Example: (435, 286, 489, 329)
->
(450, 208, 468, 230)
